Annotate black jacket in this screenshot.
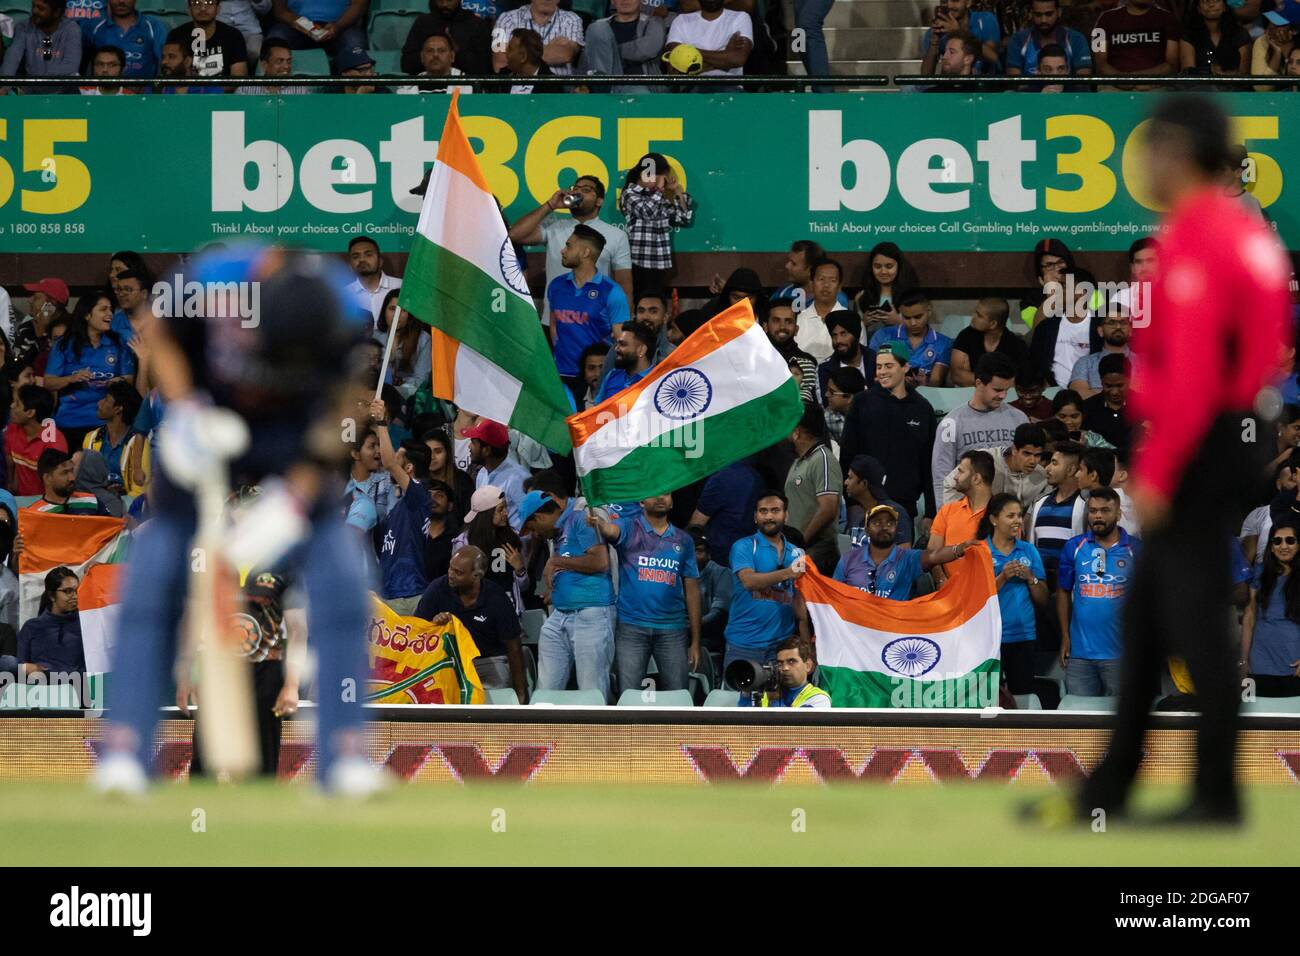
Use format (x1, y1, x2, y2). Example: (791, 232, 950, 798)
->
(1028, 315, 1103, 386)
(838, 384, 938, 518)
(401, 9, 494, 77)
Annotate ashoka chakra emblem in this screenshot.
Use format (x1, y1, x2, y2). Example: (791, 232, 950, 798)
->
(499, 239, 531, 296)
(654, 368, 713, 420)
(881, 636, 941, 677)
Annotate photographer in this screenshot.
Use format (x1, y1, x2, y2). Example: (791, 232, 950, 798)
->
(735, 636, 830, 708)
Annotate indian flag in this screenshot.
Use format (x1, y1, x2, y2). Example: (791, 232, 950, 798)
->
(400, 91, 574, 453)
(568, 299, 803, 506)
(17, 510, 127, 626)
(77, 562, 122, 676)
(796, 548, 1002, 708)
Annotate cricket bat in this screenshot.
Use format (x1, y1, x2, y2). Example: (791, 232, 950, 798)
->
(191, 426, 259, 779)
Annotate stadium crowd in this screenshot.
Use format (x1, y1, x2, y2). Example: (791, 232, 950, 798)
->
(3, 130, 1299, 710)
(3, 0, 1300, 89)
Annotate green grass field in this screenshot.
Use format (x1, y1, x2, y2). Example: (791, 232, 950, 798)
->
(5, 781, 1299, 865)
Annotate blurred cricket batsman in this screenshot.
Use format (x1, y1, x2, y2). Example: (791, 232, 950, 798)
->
(95, 246, 381, 796)
(1032, 95, 1292, 827)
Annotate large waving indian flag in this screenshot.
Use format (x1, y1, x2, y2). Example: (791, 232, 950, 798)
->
(399, 92, 573, 453)
(797, 547, 1002, 708)
(17, 510, 127, 626)
(567, 299, 803, 506)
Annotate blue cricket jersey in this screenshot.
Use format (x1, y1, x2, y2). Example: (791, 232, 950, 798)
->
(89, 13, 168, 77)
(596, 366, 648, 404)
(867, 326, 954, 375)
(614, 516, 699, 629)
(1057, 528, 1139, 660)
(550, 498, 614, 611)
(988, 536, 1046, 644)
(547, 272, 629, 377)
(46, 333, 137, 429)
(833, 544, 923, 601)
(725, 533, 804, 651)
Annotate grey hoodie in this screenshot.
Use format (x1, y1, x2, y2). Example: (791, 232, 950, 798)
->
(941, 444, 1048, 511)
(75, 450, 124, 518)
(931, 402, 1029, 505)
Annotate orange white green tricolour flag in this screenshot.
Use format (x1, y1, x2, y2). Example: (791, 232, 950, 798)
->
(796, 548, 1002, 708)
(17, 510, 126, 627)
(399, 91, 573, 453)
(567, 299, 804, 506)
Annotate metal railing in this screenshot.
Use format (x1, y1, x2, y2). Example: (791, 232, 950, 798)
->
(0, 73, 889, 90)
(4, 73, 1295, 91)
(895, 74, 1300, 88)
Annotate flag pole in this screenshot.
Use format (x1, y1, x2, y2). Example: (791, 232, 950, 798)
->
(375, 309, 401, 402)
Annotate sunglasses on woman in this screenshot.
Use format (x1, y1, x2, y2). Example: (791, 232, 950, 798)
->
(1272, 535, 1297, 546)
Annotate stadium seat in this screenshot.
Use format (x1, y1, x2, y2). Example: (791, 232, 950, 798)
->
(1013, 693, 1042, 710)
(530, 689, 606, 706)
(373, 50, 403, 75)
(688, 673, 707, 705)
(486, 687, 519, 705)
(371, 0, 421, 10)
(691, 649, 716, 695)
(294, 47, 332, 76)
(1032, 676, 1063, 710)
(616, 688, 694, 707)
(939, 314, 970, 340)
(1240, 697, 1300, 715)
(918, 386, 974, 417)
(520, 608, 546, 646)
(704, 688, 740, 707)
(521, 645, 536, 695)
(154, 11, 191, 29)
(1036, 657, 1066, 682)
(1058, 694, 1118, 712)
(370, 12, 418, 51)
(837, 533, 851, 554)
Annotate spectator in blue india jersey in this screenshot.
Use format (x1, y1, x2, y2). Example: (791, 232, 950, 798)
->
(1005, 0, 1092, 77)
(44, 290, 136, 452)
(835, 503, 969, 599)
(589, 493, 702, 695)
(520, 488, 616, 701)
(546, 224, 629, 389)
(981, 493, 1048, 695)
(596, 319, 656, 403)
(1056, 488, 1138, 697)
(88, 0, 168, 78)
(723, 491, 810, 681)
(868, 291, 953, 387)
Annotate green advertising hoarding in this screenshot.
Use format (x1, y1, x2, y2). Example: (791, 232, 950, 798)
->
(0, 93, 1294, 254)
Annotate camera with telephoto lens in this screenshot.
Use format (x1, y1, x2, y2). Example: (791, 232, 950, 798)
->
(725, 659, 780, 701)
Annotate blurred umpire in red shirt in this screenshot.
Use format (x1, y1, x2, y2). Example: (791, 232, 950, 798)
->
(1050, 96, 1292, 826)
